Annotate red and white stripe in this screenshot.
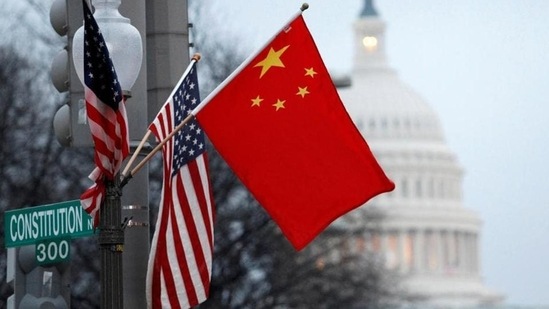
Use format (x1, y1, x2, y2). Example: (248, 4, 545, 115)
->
(146, 99, 215, 309)
(84, 89, 129, 180)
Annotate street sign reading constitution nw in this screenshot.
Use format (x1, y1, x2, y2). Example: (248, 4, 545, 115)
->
(4, 200, 94, 248)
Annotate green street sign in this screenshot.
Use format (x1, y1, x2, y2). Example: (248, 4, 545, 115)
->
(4, 200, 95, 248)
(36, 238, 71, 265)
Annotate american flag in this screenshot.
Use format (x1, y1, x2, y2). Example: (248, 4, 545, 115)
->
(79, 1, 129, 226)
(146, 62, 215, 309)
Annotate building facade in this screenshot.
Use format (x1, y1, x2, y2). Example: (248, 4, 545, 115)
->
(333, 1, 503, 307)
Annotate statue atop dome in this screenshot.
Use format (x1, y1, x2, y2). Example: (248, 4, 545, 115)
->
(360, 0, 378, 17)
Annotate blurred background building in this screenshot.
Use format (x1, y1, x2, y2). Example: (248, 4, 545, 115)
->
(333, 0, 504, 307)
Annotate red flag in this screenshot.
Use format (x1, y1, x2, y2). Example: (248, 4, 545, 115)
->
(146, 62, 215, 309)
(194, 14, 394, 250)
(79, 0, 129, 226)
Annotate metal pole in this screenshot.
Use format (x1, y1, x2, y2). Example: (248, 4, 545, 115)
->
(146, 0, 190, 123)
(99, 177, 124, 309)
(116, 0, 190, 307)
(119, 2, 149, 308)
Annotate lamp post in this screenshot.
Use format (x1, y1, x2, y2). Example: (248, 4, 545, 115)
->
(72, 0, 142, 308)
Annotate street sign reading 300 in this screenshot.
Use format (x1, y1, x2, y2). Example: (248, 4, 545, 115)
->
(4, 200, 95, 248)
(36, 238, 71, 265)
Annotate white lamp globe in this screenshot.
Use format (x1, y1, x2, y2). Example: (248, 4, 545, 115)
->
(72, 0, 142, 92)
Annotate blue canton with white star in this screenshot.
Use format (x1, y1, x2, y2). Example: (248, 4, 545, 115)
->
(83, 3, 123, 110)
(172, 66, 204, 176)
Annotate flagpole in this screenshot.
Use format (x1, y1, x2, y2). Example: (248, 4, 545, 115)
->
(121, 130, 151, 177)
(191, 3, 309, 116)
(124, 113, 194, 184)
(120, 53, 201, 188)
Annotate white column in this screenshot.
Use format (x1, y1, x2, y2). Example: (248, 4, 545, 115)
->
(458, 232, 467, 273)
(448, 230, 456, 272)
(435, 230, 443, 273)
(398, 230, 406, 273)
(414, 230, 424, 272)
(467, 233, 476, 273)
(440, 230, 448, 272)
(453, 231, 460, 272)
(472, 233, 479, 274)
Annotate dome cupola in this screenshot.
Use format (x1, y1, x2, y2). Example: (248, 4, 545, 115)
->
(340, 0, 446, 144)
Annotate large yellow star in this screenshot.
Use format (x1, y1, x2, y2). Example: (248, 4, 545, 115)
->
(251, 95, 263, 107)
(273, 99, 286, 111)
(254, 45, 290, 78)
(304, 67, 317, 78)
(296, 86, 310, 98)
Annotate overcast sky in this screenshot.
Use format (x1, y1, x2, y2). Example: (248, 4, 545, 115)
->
(206, 0, 549, 306)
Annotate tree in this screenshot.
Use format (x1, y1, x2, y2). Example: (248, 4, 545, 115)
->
(0, 1, 99, 307)
(0, 43, 101, 309)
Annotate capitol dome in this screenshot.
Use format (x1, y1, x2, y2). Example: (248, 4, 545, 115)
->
(332, 1, 504, 307)
(342, 66, 445, 142)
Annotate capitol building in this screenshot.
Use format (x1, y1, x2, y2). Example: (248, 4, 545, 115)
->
(331, 1, 504, 307)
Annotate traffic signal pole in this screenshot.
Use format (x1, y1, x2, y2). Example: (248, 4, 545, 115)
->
(118, 1, 149, 308)
(120, 0, 190, 306)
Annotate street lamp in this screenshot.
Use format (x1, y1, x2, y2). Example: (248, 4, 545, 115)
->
(73, 0, 142, 94)
(72, 0, 142, 308)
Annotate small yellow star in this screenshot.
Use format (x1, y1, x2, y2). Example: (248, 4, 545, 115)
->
(251, 95, 263, 107)
(296, 86, 310, 98)
(254, 45, 290, 78)
(304, 67, 317, 78)
(273, 99, 286, 111)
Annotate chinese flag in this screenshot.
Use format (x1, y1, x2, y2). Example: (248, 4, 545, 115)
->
(195, 14, 394, 250)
